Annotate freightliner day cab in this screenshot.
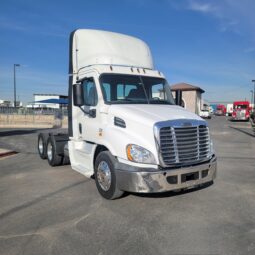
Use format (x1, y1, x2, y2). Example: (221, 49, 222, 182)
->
(37, 29, 217, 199)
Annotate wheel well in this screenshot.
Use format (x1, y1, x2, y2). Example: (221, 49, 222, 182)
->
(93, 145, 108, 168)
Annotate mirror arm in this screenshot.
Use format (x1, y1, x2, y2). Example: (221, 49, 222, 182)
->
(79, 106, 89, 115)
(78, 106, 96, 118)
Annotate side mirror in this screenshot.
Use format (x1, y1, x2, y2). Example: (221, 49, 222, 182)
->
(89, 109, 96, 118)
(73, 84, 84, 106)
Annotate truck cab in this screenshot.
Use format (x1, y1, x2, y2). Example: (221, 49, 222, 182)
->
(232, 101, 251, 121)
(38, 29, 217, 199)
(215, 104, 226, 116)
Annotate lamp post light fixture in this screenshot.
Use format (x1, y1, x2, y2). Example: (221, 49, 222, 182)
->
(14, 64, 20, 108)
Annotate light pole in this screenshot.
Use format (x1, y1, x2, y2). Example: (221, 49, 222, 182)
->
(251, 90, 254, 110)
(14, 64, 20, 108)
(252, 80, 255, 112)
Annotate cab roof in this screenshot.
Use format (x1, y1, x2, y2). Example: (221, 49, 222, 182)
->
(69, 29, 154, 75)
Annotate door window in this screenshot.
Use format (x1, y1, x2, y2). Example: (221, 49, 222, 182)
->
(102, 82, 111, 101)
(82, 78, 98, 106)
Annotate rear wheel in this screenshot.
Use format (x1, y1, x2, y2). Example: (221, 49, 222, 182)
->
(46, 136, 63, 166)
(95, 151, 123, 200)
(38, 133, 48, 159)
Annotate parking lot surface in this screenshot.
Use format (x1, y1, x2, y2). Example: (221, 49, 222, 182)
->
(0, 117, 255, 255)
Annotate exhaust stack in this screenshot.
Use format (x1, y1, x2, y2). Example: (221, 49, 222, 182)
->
(175, 90, 182, 106)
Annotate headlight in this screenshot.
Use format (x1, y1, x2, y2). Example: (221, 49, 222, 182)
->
(209, 140, 215, 155)
(126, 144, 156, 164)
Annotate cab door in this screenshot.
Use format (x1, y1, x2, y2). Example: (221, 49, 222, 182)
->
(78, 76, 100, 143)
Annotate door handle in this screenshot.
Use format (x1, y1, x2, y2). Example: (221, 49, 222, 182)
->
(79, 123, 82, 134)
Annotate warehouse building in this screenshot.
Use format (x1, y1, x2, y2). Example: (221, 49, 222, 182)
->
(171, 83, 205, 114)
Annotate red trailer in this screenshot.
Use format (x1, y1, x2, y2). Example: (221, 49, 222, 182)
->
(232, 101, 251, 121)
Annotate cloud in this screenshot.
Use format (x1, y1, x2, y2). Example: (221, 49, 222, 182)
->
(0, 20, 27, 32)
(219, 20, 240, 34)
(0, 18, 67, 38)
(174, 0, 255, 38)
(187, 1, 216, 13)
(0, 65, 67, 103)
(244, 47, 255, 53)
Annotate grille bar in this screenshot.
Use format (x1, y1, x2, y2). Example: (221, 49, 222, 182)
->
(159, 125, 210, 166)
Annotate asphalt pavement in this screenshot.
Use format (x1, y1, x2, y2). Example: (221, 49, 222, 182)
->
(0, 117, 255, 255)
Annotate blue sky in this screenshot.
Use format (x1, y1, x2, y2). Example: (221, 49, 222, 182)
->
(0, 0, 255, 104)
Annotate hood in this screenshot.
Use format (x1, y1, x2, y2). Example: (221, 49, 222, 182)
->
(108, 104, 203, 127)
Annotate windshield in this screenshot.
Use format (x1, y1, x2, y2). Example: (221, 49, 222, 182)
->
(100, 74, 175, 105)
(234, 104, 248, 109)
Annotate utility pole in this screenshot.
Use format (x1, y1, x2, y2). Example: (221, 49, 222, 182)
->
(252, 80, 255, 111)
(14, 64, 20, 108)
(251, 90, 254, 109)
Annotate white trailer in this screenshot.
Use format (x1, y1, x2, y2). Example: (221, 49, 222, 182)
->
(226, 103, 233, 116)
(37, 29, 217, 199)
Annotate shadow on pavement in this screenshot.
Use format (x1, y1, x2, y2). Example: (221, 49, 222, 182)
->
(218, 156, 255, 160)
(229, 126, 254, 138)
(0, 129, 45, 137)
(0, 179, 90, 220)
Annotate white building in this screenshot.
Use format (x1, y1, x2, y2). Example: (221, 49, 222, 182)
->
(0, 100, 11, 107)
(27, 94, 68, 109)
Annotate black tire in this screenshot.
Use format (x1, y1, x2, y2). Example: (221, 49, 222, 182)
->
(94, 151, 124, 200)
(62, 156, 70, 165)
(38, 133, 48, 159)
(46, 136, 63, 166)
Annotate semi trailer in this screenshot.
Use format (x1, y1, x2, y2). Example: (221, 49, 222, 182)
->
(37, 29, 217, 199)
(226, 103, 233, 116)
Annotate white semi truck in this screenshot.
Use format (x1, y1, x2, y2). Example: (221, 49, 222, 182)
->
(37, 29, 217, 199)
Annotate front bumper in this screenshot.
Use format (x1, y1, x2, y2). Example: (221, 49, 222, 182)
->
(232, 116, 248, 120)
(115, 155, 217, 193)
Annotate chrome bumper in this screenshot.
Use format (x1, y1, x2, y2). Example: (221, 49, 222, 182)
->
(232, 117, 248, 120)
(115, 155, 217, 193)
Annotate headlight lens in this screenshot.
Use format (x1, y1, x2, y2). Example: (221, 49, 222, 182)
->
(209, 140, 215, 155)
(126, 144, 156, 164)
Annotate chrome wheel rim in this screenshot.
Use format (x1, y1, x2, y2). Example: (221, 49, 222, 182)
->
(38, 138, 43, 154)
(47, 142, 53, 161)
(97, 161, 111, 191)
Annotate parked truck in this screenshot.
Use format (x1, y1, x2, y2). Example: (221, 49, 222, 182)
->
(232, 101, 250, 121)
(37, 29, 217, 199)
(215, 104, 226, 116)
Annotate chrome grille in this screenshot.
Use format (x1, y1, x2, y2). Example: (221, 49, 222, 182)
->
(159, 125, 210, 166)
(236, 110, 245, 119)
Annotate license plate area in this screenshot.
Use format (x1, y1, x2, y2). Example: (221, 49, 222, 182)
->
(181, 171, 199, 183)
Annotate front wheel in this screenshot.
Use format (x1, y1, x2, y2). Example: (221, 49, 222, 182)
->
(95, 151, 124, 200)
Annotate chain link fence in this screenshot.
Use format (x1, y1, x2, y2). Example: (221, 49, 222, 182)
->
(0, 107, 68, 115)
(0, 107, 68, 128)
